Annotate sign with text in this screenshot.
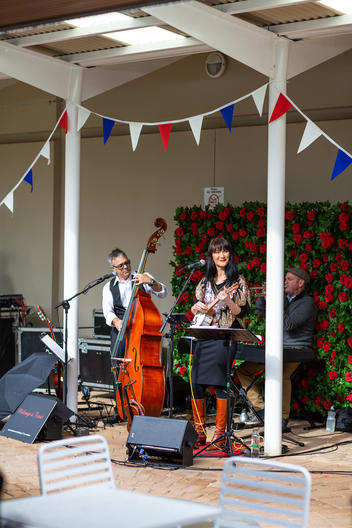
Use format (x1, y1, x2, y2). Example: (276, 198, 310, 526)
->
(0, 394, 57, 443)
(204, 187, 224, 209)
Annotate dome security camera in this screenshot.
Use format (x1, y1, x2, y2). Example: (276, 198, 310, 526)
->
(205, 52, 226, 78)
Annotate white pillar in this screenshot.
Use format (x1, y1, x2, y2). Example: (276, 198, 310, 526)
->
(63, 69, 83, 415)
(264, 38, 289, 456)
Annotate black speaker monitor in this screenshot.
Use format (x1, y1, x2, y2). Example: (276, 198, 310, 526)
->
(126, 416, 197, 466)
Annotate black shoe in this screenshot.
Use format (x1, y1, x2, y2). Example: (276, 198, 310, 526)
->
(282, 419, 290, 432)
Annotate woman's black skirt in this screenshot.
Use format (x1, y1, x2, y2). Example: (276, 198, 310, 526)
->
(191, 339, 236, 387)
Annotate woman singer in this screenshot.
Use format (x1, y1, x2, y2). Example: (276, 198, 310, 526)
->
(190, 237, 250, 447)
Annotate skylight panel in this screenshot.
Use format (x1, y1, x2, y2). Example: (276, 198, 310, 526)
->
(108, 26, 185, 45)
(317, 1, 352, 14)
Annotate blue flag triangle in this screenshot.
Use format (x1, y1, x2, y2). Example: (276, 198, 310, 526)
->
(220, 104, 235, 132)
(24, 169, 33, 192)
(331, 149, 352, 181)
(102, 118, 115, 144)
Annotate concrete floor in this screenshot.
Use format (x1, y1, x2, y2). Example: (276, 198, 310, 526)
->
(0, 393, 351, 528)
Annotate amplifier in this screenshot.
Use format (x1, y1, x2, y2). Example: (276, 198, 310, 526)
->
(93, 309, 110, 338)
(16, 327, 63, 363)
(78, 337, 113, 391)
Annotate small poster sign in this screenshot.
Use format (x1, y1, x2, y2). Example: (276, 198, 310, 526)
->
(204, 187, 224, 209)
(0, 394, 57, 444)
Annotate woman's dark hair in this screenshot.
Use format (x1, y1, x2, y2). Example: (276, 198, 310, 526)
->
(204, 237, 239, 285)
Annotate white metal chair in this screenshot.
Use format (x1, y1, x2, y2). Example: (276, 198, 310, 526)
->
(215, 456, 311, 528)
(37, 434, 115, 494)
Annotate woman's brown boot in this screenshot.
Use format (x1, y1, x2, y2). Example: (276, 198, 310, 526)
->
(211, 398, 227, 447)
(191, 398, 207, 446)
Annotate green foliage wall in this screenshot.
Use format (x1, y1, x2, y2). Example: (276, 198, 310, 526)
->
(170, 201, 352, 417)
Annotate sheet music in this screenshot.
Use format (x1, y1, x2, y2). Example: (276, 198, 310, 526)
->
(41, 334, 71, 363)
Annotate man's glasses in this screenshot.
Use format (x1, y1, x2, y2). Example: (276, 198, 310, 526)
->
(112, 259, 131, 270)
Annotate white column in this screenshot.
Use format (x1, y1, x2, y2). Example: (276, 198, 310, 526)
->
(264, 38, 289, 456)
(63, 69, 83, 415)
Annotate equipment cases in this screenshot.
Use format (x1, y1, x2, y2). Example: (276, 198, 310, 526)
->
(78, 337, 113, 391)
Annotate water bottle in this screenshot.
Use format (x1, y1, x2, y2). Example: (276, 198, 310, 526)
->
(251, 429, 261, 458)
(326, 406, 336, 432)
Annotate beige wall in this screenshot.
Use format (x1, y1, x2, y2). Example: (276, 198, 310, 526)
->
(0, 51, 351, 332)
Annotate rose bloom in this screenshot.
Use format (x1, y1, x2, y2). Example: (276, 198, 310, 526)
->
(340, 223, 348, 231)
(175, 227, 184, 237)
(338, 292, 348, 302)
(285, 210, 295, 221)
(226, 223, 234, 233)
(347, 277, 352, 288)
(190, 211, 198, 220)
(291, 249, 297, 257)
(310, 270, 318, 280)
(301, 396, 310, 404)
(339, 212, 349, 224)
(337, 323, 345, 333)
(300, 378, 309, 388)
(232, 231, 239, 240)
(326, 284, 334, 294)
(179, 212, 187, 221)
(292, 223, 300, 234)
(240, 207, 246, 218)
(315, 395, 322, 406)
(308, 368, 317, 377)
(257, 218, 265, 227)
(239, 229, 248, 237)
(340, 260, 350, 271)
(247, 211, 255, 221)
(253, 257, 261, 267)
(346, 394, 352, 402)
(199, 210, 207, 220)
(185, 246, 193, 255)
(348, 355, 352, 364)
(324, 400, 332, 410)
(299, 253, 309, 263)
(319, 320, 330, 330)
(260, 244, 266, 254)
(322, 342, 331, 351)
(323, 254, 329, 262)
(247, 262, 254, 271)
(190, 222, 199, 231)
(256, 227, 265, 237)
(215, 221, 223, 230)
(179, 366, 187, 375)
(340, 202, 349, 210)
(325, 273, 334, 283)
(345, 372, 352, 383)
(328, 371, 338, 380)
(257, 207, 265, 217)
(330, 263, 338, 272)
(294, 234, 303, 244)
(176, 247, 183, 256)
(313, 259, 322, 269)
(207, 227, 215, 237)
(317, 301, 327, 310)
(338, 238, 348, 249)
(330, 332, 336, 337)
(260, 263, 266, 273)
(218, 211, 226, 221)
(347, 337, 352, 347)
(307, 210, 316, 221)
(305, 243, 312, 252)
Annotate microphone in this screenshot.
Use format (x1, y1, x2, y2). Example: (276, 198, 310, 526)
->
(184, 259, 206, 270)
(101, 271, 116, 280)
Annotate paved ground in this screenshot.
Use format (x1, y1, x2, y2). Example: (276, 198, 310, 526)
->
(0, 392, 351, 527)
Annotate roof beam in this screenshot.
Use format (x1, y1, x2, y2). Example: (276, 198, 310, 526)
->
(5, 16, 161, 47)
(0, 40, 82, 99)
(216, 0, 314, 15)
(288, 33, 352, 78)
(269, 14, 352, 38)
(144, 0, 276, 77)
(57, 37, 209, 66)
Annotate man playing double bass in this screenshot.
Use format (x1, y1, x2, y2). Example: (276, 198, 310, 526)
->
(102, 247, 167, 354)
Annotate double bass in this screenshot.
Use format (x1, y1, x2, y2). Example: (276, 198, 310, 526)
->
(111, 218, 167, 427)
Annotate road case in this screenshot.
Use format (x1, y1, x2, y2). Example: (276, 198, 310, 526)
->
(16, 327, 63, 364)
(92, 309, 110, 338)
(78, 337, 113, 391)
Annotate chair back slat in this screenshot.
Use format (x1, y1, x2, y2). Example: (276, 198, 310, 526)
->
(37, 435, 115, 494)
(216, 457, 311, 528)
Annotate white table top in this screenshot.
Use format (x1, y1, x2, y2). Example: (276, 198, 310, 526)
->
(1, 486, 219, 528)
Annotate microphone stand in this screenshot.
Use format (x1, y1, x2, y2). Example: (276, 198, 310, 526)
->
(54, 274, 114, 407)
(160, 268, 197, 418)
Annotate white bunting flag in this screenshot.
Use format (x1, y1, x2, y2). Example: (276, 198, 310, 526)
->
(77, 107, 91, 132)
(40, 142, 51, 164)
(189, 115, 204, 145)
(251, 84, 267, 117)
(297, 120, 322, 154)
(129, 122, 143, 151)
(3, 192, 14, 213)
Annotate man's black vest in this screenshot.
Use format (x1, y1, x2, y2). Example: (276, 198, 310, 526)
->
(109, 279, 126, 320)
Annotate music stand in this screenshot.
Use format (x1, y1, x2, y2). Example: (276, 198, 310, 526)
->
(187, 327, 260, 456)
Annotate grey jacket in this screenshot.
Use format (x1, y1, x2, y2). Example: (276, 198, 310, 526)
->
(256, 291, 317, 349)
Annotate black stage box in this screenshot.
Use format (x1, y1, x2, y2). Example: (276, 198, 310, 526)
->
(0, 319, 16, 377)
(93, 309, 110, 338)
(126, 416, 197, 466)
(78, 337, 113, 391)
(16, 327, 63, 363)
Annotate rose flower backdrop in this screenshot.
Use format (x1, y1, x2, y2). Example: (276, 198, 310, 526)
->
(170, 201, 352, 418)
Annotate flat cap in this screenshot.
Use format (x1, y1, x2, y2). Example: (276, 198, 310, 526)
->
(286, 267, 310, 284)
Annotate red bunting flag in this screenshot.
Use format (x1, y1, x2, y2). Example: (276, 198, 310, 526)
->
(269, 93, 293, 124)
(158, 123, 173, 152)
(58, 111, 68, 134)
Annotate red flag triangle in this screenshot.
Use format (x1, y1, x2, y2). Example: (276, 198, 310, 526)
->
(158, 123, 173, 151)
(269, 93, 293, 124)
(58, 111, 68, 134)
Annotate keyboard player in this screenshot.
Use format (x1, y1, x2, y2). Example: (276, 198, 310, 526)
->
(237, 267, 317, 430)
